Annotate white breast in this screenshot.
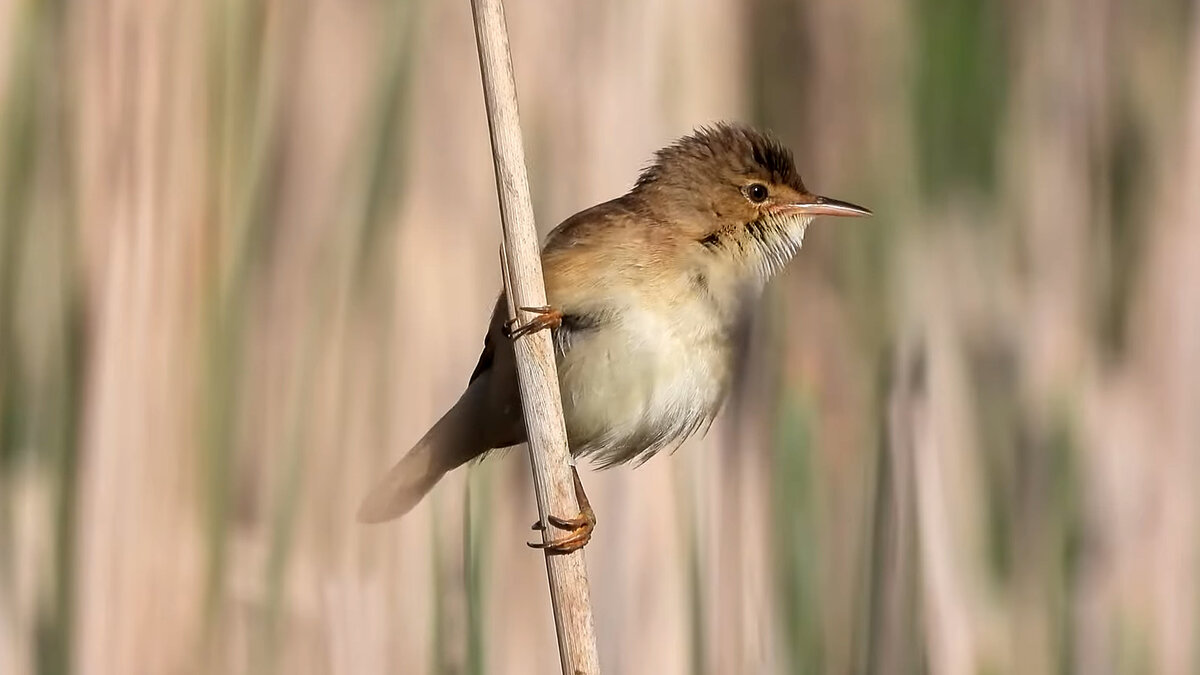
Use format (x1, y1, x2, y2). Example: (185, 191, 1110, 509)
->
(555, 295, 730, 468)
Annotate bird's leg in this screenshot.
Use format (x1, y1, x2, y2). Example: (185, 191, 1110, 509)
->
(529, 466, 595, 554)
(503, 305, 562, 340)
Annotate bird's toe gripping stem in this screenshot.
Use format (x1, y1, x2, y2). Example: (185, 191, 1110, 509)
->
(529, 466, 595, 555)
(503, 305, 563, 340)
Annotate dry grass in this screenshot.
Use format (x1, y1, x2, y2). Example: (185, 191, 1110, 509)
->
(1, 0, 1198, 673)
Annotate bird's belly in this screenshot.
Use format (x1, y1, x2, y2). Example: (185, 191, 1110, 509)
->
(556, 310, 729, 467)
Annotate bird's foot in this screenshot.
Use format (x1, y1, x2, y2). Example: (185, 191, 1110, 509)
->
(503, 305, 562, 340)
(529, 510, 595, 554)
(528, 466, 595, 554)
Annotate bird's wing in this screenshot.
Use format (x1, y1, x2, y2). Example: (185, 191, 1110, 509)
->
(469, 295, 507, 384)
(467, 333, 495, 384)
(472, 196, 640, 385)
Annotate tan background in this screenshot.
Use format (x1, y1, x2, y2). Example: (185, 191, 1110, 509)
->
(1, 0, 1198, 673)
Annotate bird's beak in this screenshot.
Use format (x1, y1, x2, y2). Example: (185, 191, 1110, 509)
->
(774, 194, 873, 218)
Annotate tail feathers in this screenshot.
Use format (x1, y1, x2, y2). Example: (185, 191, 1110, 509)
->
(357, 382, 495, 524)
(357, 442, 446, 523)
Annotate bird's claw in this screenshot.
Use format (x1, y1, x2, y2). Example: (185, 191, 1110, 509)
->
(529, 513, 592, 532)
(503, 305, 562, 340)
(528, 507, 596, 555)
(528, 466, 595, 555)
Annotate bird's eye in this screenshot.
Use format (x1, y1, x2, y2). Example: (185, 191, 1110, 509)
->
(745, 183, 769, 203)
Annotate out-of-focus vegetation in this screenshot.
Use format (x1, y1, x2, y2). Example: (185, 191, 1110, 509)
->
(1, 0, 1198, 673)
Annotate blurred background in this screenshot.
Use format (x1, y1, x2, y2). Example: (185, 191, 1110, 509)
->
(1, 0, 1198, 673)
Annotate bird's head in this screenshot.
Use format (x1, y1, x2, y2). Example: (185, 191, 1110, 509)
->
(632, 123, 870, 279)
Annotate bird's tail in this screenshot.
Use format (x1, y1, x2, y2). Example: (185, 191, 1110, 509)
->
(357, 380, 495, 523)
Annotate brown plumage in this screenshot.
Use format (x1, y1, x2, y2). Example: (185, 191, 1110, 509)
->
(357, 123, 870, 536)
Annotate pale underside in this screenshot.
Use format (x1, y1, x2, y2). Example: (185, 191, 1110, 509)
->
(490, 208, 813, 468)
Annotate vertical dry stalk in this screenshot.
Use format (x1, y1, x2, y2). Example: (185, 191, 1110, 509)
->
(468, 0, 601, 672)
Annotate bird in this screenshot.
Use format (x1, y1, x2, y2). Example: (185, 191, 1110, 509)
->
(358, 123, 871, 552)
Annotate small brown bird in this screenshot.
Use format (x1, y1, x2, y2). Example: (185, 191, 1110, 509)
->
(358, 123, 870, 552)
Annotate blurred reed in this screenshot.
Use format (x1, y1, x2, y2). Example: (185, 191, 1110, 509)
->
(1, 0, 1198, 673)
